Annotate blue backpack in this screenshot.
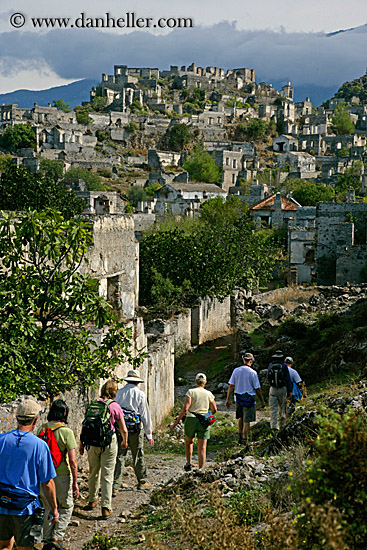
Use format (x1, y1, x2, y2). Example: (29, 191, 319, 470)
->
(292, 381, 302, 403)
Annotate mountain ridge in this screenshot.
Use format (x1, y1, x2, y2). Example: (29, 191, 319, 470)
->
(0, 78, 97, 109)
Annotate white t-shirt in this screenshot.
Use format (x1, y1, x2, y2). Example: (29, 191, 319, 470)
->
(228, 365, 260, 396)
(287, 366, 302, 384)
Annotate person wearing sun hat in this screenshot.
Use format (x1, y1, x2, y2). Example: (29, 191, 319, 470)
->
(113, 370, 154, 491)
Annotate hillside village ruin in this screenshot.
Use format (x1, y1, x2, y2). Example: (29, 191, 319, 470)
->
(1, 62, 367, 429)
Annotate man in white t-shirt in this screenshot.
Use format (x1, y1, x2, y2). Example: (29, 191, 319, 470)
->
(225, 351, 265, 445)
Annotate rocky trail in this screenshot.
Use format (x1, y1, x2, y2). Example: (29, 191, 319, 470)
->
(56, 335, 270, 549)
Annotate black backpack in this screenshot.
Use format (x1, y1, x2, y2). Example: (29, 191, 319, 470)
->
(268, 362, 286, 388)
(80, 399, 113, 451)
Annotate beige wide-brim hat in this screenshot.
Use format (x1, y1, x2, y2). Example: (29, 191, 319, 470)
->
(123, 369, 145, 383)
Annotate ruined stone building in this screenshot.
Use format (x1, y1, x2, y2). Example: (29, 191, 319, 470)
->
(0, 103, 76, 130)
(277, 151, 317, 179)
(211, 143, 259, 192)
(288, 201, 367, 285)
(250, 192, 300, 228)
(149, 182, 226, 217)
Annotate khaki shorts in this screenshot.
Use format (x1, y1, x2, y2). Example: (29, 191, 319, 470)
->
(184, 416, 211, 440)
(236, 403, 256, 423)
(0, 508, 44, 547)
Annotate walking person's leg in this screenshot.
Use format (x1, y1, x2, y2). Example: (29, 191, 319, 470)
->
(100, 435, 118, 513)
(130, 427, 148, 484)
(113, 430, 128, 492)
(269, 388, 279, 430)
(197, 439, 207, 469)
(87, 446, 102, 505)
(51, 474, 74, 543)
(279, 387, 287, 429)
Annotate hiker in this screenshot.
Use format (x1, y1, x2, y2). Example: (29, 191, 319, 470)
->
(38, 399, 79, 550)
(79, 380, 128, 519)
(225, 351, 265, 445)
(171, 373, 217, 471)
(113, 370, 154, 491)
(285, 357, 305, 418)
(267, 350, 292, 431)
(0, 398, 58, 550)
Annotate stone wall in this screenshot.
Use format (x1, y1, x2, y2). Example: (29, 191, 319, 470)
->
(192, 296, 232, 346)
(81, 215, 138, 321)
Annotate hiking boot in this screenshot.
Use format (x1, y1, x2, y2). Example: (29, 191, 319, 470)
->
(101, 507, 111, 518)
(112, 489, 118, 498)
(184, 463, 192, 472)
(137, 481, 152, 489)
(84, 499, 98, 510)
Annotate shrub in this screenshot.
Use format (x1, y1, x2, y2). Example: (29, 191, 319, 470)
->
(297, 410, 367, 548)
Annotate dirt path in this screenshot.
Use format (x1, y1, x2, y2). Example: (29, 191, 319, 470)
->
(61, 335, 270, 549)
(64, 454, 185, 550)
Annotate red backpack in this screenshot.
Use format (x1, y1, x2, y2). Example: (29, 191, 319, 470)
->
(38, 423, 64, 468)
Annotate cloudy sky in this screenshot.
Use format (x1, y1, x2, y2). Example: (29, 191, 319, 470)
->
(0, 0, 367, 99)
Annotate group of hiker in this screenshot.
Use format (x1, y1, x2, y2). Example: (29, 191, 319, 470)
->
(0, 351, 305, 550)
(0, 369, 153, 550)
(226, 349, 305, 445)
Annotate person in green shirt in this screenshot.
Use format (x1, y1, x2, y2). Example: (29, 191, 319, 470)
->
(38, 399, 79, 550)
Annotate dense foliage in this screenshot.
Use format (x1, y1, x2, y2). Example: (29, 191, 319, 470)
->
(334, 73, 367, 104)
(63, 167, 104, 191)
(331, 102, 355, 136)
(39, 158, 64, 182)
(0, 210, 145, 401)
(0, 165, 85, 219)
(336, 161, 363, 193)
(0, 123, 36, 151)
(295, 409, 367, 548)
(168, 123, 193, 151)
(139, 197, 280, 309)
(53, 99, 71, 112)
(289, 180, 335, 206)
(183, 144, 222, 183)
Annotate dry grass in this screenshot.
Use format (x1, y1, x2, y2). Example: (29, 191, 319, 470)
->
(266, 287, 319, 311)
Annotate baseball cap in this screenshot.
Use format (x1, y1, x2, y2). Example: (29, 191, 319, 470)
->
(285, 357, 294, 364)
(17, 398, 41, 421)
(242, 352, 254, 361)
(195, 373, 207, 383)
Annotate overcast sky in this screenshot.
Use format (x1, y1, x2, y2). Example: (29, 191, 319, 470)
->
(0, 0, 367, 94)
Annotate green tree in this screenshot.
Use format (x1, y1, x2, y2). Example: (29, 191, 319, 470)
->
(0, 165, 85, 219)
(0, 153, 12, 174)
(63, 167, 104, 191)
(183, 144, 222, 184)
(39, 158, 64, 182)
(331, 102, 355, 135)
(0, 123, 36, 151)
(336, 161, 363, 193)
(139, 196, 278, 309)
(127, 186, 149, 207)
(168, 123, 193, 151)
(290, 180, 335, 206)
(0, 210, 146, 401)
(91, 96, 108, 112)
(53, 99, 71, 112)
(75, 110, 93, 125)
